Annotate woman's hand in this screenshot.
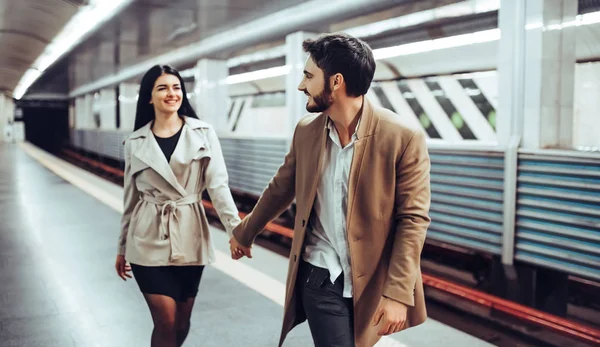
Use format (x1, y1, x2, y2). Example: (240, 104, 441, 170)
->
(115, 255, 132, 281)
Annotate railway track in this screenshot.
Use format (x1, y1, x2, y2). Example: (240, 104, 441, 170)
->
(60, 148, 600, 347)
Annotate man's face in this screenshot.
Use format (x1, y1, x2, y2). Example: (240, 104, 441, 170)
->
(297, 57, 333, 113)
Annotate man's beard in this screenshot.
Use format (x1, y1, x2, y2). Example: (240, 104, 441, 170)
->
(305, 82, 333, 113)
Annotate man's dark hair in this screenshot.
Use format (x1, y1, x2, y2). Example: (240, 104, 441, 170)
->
(302, 32, 376, 97)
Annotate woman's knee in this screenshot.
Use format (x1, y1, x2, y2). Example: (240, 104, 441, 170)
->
(154, 317, 177, 336)
(176, 318, 190, 332)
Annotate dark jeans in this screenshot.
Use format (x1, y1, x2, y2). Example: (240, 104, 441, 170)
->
(298, 260, 355, 347)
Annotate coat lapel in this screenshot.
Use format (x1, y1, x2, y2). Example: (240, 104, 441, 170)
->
(304, 115, 329, 220)
(172, 117, 210, 163)
(346, 97, 377, 235)
(132, 121, 188, 196)
(168, 122, 209, 184)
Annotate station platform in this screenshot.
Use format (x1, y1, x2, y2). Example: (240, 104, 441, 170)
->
(0, 142, 496, 347)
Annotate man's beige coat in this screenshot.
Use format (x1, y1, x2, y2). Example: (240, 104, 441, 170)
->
(118, 116, 240, 266)
(233, 98, 431, 347)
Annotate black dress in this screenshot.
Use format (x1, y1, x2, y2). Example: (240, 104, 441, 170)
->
(130, 124, 205, 302)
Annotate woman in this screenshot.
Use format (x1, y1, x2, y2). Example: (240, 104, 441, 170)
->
(115, 65, 241, 347)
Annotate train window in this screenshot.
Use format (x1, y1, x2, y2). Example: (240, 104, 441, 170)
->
(251, 92, 285, 107)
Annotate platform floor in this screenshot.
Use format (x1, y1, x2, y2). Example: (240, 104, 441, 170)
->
(0, 142, 496, 347)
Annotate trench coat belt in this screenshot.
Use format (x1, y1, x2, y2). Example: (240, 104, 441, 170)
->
(142, 193, 202, 261)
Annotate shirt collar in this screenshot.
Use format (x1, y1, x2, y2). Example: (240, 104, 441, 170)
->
(326, 116, 361, 140)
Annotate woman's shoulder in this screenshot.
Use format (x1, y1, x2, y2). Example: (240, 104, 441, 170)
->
(184, 116, 220, 148)
(184, 116, 211, 130)
(123, 122, 151, 146)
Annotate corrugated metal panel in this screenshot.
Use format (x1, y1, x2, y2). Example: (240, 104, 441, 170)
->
(427, 148, 505, 254)
(516, 151, 600, 281)
(100, 131, 126, 160)
(219, 137, 288, 197)
(70, 129, 128, 161)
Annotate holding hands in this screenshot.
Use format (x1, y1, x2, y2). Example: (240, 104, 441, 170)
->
(229, 236, 252, 260)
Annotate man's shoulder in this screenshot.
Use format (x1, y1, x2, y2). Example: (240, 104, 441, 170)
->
(293, 113, 326, 136)
(297, 113, 324, 128)
(375, 106, 424, 141)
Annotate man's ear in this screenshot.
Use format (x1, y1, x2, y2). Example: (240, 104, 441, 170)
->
(331, 73, 343, 91)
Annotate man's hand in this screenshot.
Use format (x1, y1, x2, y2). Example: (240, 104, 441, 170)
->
(371, 296, 408, 336)
(229, 236, 252, 259)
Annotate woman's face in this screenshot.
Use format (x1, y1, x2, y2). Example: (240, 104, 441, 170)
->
(150, 73, 183, 115)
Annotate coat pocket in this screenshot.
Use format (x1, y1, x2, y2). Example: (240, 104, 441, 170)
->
(131, 203, 157, 241)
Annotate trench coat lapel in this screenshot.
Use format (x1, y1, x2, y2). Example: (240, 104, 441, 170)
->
(346, 97, 377, 266)
(304, 115, 329, 218)
(171, 121, 209, 164)
(132, 123, 188, 196)
(168, 122, 209, 185)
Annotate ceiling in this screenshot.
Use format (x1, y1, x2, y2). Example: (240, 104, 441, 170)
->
(65, 0, 311, 90)
(0, 0, 86, 97)
(3, 0, 598, 99)
(23, 0, 313, 96)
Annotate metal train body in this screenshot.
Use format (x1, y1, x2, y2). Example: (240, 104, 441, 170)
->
(69, 19, 600, 285)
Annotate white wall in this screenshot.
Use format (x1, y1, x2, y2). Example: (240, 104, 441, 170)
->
(573, 63, 600, 149)
(75, 95, 95, 130)
(0, 94, 15, 143)
(97, 88, 117, 130)
(118, 83, 138, 132)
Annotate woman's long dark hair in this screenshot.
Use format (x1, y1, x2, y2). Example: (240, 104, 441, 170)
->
(133, 65, 198, 131)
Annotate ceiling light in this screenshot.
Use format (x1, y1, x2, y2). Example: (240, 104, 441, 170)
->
(225, 65, 291, 85)
(13, 0, 132, 99)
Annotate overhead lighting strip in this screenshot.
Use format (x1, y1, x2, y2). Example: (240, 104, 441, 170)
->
(344, 0, 499, 38)
(223, 28, 500, 85)
(226, 65, 292, 85)
(372, 28, 500, 59)
(182, 0, 500, 77)
(224, 8, 600, 85)
(13, 0, 132, 100)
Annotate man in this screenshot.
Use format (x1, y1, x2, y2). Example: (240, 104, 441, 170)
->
(230, 32, 431, 347)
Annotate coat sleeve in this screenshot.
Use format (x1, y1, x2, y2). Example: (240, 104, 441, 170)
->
(383, 129, 431, 306)
(232, 125, 299, 248)
(204, 127, 242, 238)
(118, 141, 140, 256)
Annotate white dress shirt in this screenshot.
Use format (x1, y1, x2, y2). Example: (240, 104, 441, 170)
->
(303, 117, 360, 298)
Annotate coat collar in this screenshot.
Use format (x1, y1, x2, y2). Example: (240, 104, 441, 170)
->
(128, 116, 210, 141)
(129, 116, 210, 196)
(321, 96, 377, 139)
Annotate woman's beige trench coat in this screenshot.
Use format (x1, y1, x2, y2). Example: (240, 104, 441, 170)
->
(118, 116, 241, 266)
